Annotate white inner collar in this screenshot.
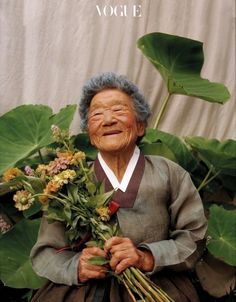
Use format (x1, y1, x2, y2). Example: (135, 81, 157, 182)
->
(97, 146, 140, 192)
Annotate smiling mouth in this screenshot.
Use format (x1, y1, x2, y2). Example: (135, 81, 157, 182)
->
(103, 130, 122, 136)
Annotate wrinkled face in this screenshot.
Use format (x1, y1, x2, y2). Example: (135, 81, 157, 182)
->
(88, 89, 145, 154)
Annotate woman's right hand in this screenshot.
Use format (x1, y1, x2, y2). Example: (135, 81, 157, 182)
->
(78, 247, 108, 283)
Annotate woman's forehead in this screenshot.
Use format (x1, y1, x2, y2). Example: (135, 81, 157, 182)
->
(90, 89, 133, 108)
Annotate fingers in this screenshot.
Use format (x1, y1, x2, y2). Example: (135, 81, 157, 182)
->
(104, 237, 154, 273)
(78, 247, 108, 283)
(110, 252, 139, 273)
(78, 238, 155, 282)
(104, 237, 140, 273)
(104, 236, 132, 253)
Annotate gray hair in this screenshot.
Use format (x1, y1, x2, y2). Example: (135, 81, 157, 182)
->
(79, 72, 151, 131)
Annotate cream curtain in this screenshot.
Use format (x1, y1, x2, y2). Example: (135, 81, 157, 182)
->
(0, 0, 235, 139)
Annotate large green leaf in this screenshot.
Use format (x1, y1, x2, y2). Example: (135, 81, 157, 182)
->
(137, 32, 230, 103)
(186, 137, 236, 192)
(140, 128, 197, 172)
(140, 141, 177, 163)
(207, 205, 236, 266)
(73, 133, 98, 160)
(0, 219, 46, 288)
(0, 104, 76, 175)
(186, 137, 236, 174)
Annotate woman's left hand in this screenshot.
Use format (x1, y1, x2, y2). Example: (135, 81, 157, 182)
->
(104, 236, 154, 274)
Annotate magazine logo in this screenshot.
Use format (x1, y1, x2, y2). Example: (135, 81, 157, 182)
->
(96, 4, 142, 17)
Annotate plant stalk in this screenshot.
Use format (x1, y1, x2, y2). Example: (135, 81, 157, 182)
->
(153, 92, 172, 130)
(121, 276, 137, 302)
(38, 149, 44, 163)
(197, 166, 221, 192)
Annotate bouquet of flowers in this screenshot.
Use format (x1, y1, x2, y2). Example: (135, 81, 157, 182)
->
(1, 125, 174, 302)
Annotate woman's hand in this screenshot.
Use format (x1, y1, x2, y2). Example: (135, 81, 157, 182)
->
(78, 247, 108, 283)
(104, 236, 154, 274)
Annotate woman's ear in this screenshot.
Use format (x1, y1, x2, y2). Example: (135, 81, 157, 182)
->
(137, 121, 146, 137)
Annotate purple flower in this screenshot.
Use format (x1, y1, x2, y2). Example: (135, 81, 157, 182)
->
(24, 165, 34, 176)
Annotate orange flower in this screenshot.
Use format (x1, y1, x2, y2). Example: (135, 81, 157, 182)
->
(45, 180, 60, 194)
(38, 194, 49, 205)
(2, 167, 23, 182)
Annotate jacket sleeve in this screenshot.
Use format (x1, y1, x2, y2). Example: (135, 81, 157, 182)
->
(30, 216, 80, 285)
(139, 161, 208, 274)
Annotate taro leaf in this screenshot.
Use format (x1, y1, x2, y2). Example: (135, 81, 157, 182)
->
(0, 218, 47, 288)
(207, 205, 236, 266)
(140, 141, 177, 163)
(0, 104, 76, 175)
(140, 129, 197, 172)
(137, 32, 230, 103)
(185, 137, 236, 192)
(73, 133, 98, 160)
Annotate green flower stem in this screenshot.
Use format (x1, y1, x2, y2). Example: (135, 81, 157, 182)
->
(32, 193, 67, 205)
(79, 160, 88, 178)
(153, 92, 172, 130)
(123, 270, 145, 301)
(137, 270, 174, 301)
(128, 269, 157, 302)
(63, 140, 70, 151)
(58, 192, 73, 201)
(130, 267, 172, 302)
(89, 218, 110, 242)
(120, 274, 137, 302)
(21, 180, 34, 193)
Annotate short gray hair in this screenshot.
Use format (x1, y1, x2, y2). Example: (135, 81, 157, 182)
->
(79, 72, 151, 131)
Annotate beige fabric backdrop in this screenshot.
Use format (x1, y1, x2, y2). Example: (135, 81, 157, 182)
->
(0, 0, 235, 139)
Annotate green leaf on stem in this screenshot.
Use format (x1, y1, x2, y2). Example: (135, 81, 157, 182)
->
(88, 256, 109, 266)
(87, 190, 114, 208)
(140, 128, 198, 172)
(185, 137, 236, 192)
(137, 32, 230, 103)
(0, 104, 76, 175)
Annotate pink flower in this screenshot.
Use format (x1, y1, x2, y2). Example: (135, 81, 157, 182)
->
(24, 166, 34, 176)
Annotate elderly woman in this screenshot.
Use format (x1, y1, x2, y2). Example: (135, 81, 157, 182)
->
(30, 72, 207, 302)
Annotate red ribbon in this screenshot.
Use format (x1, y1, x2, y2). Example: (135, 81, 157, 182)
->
(108, 200, 120, 217)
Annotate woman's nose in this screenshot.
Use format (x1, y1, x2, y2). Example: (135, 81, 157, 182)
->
(103, 109, 116, 125)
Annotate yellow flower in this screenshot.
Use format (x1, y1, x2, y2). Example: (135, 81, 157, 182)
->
(36, 164, 48, 176)
(57, 151, 74, 160)
(53, 169, 76, 187)
(13, 190, 34, 211)
(3, 167, 23, 182)
(72, 151, 86, 164)
(95, 207, 110, 221)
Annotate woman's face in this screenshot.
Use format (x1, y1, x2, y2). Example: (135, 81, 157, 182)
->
(88, 89, 145, 154)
